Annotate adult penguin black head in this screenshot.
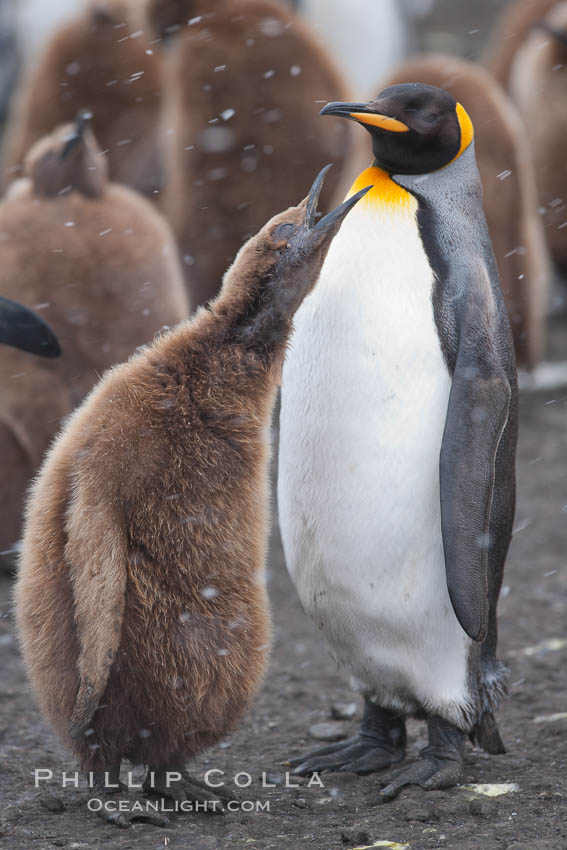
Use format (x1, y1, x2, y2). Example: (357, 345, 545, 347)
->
(321, 83, 474, 175)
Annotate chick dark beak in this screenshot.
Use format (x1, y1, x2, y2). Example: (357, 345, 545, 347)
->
(61, 109, 93, 160)
(313, 185, 372, 232)
(301, 163, 372, 234)
(320, 101, 409, 133)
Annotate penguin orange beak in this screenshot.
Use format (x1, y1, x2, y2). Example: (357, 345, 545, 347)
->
(320, 102, 410, 133)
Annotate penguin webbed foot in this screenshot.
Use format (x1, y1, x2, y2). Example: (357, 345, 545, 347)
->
(291, 701, 406, 776)
(379, 715, 465, 802)
(143, 766, 234, 814)
(90, 767, 169, 828)
(93, 793, 169, 829)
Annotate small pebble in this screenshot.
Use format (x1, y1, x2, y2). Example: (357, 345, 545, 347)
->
(2, 805, 23, 823)
(308, 721, 347, 742)
(469, 797, 484, 816)
(340, 830, 371, 846)
(292, 797, 307, 808)
(404, 807, 431, 822)
(39, 794, 66, 813)
(262, 772, 284, 786)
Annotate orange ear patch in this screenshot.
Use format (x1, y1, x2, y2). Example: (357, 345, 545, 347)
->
(455, 103, 474, 157)
(349, 112, 410, 133)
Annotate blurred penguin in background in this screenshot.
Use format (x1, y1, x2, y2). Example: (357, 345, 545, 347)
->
(0, 114, 188, 569)
(507, 2, 567, 274)
(2, 0, 164, 199)
(146, 0, 352, 306)
(0, 0, 19, 128)
(484, 0, 558, 89)
(297, 0, 419, 94)
(379, 54, 549, 369)
(14, 0, 78, 63)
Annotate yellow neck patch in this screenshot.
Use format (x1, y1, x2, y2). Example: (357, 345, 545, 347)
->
(345, 165, 416, 212)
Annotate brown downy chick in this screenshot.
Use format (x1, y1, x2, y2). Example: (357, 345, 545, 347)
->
(2, 0, 163, 199)
(484, 0, 558, 89)
(378, 55, 549, 370)
(0, 114, 188, 568)
(508, 2, 567, 273)
(147, 0, 352, 305)
(15, 167, 370, 828)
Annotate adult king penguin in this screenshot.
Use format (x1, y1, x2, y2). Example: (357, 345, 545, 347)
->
(278, 83, 518, 800)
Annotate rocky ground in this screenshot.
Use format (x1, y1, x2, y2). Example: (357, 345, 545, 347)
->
(1, 322, 566, 849)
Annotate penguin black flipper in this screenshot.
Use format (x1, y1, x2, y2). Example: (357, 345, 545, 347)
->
(396, 142, 517, 650)
(439, 260, 512, 643)
(0, 296, 61, 357)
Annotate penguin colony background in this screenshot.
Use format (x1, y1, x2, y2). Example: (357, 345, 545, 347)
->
(0, 0, 565, 837)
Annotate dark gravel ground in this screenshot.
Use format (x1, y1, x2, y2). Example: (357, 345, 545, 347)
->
(1, 318, 566, 849)
(0, 6, 566, 848)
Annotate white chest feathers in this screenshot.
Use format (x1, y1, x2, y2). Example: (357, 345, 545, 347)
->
(278, 197, 473, 725)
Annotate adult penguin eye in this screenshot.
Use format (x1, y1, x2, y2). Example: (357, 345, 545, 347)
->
(421, 111, 440, 125)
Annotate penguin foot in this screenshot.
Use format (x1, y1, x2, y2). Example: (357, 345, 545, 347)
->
(378, 715, 465, 802)
(143, 766, 234, 814)
(89, 767, 168, 828)
(291, 700, 406, 775)
(90, 791, 169, 828)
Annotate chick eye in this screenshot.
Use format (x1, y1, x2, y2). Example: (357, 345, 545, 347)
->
(273, 222, 296, 241)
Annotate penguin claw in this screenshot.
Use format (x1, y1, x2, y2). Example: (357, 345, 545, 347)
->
(378, 755, 464, 802)
(289, 735, 359, 768)
(290, 734, 404, 776)
(142, 768, 232, 813)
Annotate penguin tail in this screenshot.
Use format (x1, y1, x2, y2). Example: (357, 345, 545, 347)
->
(470, 711, 506, 755)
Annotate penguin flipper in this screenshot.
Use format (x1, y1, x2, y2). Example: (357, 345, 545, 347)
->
(67, 493, 127, 738)
(439, 262, 512, 643)
(0, 296, 61, 358)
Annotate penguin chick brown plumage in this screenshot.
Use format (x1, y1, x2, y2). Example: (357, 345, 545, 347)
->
(15, 167, 368, 827)
(278, 84, 518, 801)
(484, 0, 558, 89)
(149, 0, 352, 306)
(0, 113, 188, 570)
(508, 2, 567, 273)
(1, 0, 163, 198)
